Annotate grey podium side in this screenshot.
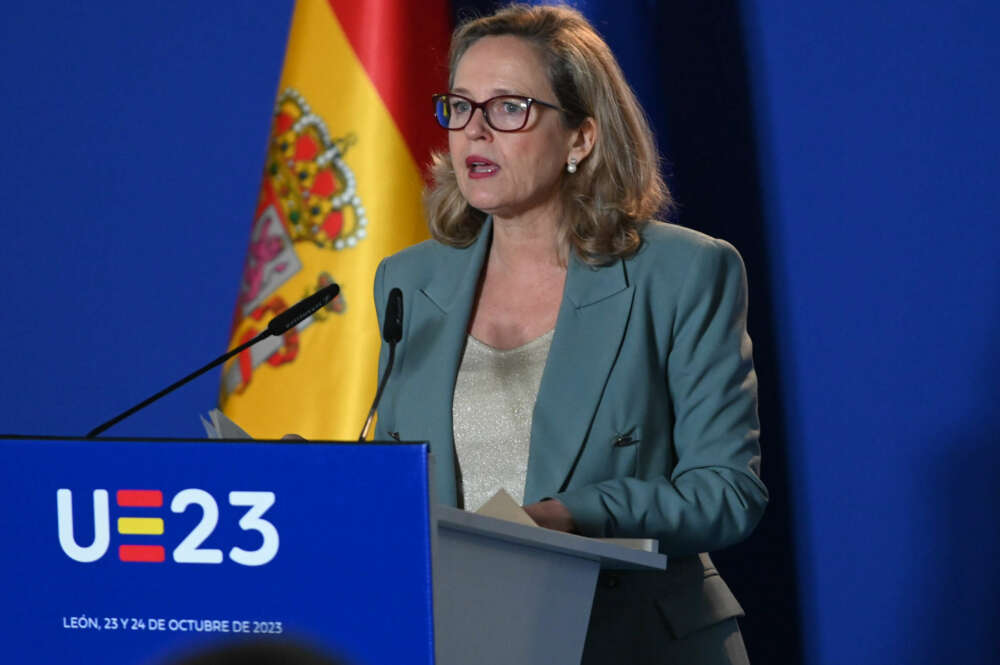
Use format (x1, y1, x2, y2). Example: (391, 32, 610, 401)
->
(432, 505, 667, 665)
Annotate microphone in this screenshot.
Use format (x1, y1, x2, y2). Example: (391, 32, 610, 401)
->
(86, 282, 340, 438)
(359, 287, 403, 441)
(268, 283, 339, 336)
(382, 287, 403, 343)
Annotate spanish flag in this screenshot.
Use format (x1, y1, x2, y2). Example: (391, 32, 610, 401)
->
(220, 0, 449, 439)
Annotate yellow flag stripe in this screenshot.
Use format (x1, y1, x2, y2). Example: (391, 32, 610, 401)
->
(117, 517, 165, 535)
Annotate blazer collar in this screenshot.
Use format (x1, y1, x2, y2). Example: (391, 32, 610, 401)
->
(406, 219, 492, 506)
(524, 250, 634, 503)
(422, 217, 631, 311)
(564, 249, 632, 308)
(421, 218, 492, 314)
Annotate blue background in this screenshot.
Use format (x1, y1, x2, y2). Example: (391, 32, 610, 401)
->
(2, 2, 999, 664)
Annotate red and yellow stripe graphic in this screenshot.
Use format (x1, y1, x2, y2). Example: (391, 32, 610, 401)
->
(116, 489, 166, 562)
(220, 0, 449, 440)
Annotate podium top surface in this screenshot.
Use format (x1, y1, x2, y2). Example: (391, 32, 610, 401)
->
(434, 505, 667, 571)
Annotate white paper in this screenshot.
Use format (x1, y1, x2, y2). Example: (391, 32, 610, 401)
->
(475, 488, 659, 552)
(475, 488, 539, 527)
(200, 408, 252, 440)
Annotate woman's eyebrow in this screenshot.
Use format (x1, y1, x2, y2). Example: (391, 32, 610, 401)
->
(449, 87, 523, 97)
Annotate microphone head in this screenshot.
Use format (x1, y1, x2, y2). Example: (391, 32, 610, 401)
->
(266, 282, 340, 337)
(382, 288, 403, 344)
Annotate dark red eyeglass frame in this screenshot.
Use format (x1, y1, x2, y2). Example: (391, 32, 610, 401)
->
(432, 93, 566, 132)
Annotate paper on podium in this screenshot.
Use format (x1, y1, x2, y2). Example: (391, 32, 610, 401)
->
(474, 489, 659, 553)
(475, 489, 539, 527)
(200, 408, 252, 439)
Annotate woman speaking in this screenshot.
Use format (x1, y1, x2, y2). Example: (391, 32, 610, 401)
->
(372, 5, 768, 664)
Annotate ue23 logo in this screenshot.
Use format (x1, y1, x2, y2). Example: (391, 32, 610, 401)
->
(57, 489, 278, 566)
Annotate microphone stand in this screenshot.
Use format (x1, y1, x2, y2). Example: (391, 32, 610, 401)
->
(358, 341, 395, 441)
(86, 331, 268, 438)
(359, 287, 403, 441)
(86, 282, 340, 438)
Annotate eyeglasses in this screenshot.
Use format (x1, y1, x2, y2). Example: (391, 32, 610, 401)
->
(432, 93, 565, 132)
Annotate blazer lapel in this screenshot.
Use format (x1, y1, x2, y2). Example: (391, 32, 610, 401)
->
(401, 220, 492, 506)
(524, 254, 635, 503)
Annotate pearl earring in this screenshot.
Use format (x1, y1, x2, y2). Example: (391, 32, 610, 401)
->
(566, 158, 578, 174)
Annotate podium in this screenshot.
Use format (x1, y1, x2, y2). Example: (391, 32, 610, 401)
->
(1, 436, 664, 665)
(433, 505, 665, 665)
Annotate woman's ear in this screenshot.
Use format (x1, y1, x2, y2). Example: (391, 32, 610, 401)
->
(568, 116, 597, 165)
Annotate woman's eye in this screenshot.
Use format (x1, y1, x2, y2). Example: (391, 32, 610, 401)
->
(501, 102, 525, 114)
(452, 100, 471, 113)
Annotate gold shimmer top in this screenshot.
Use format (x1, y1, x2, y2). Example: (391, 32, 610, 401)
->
(451, 330, 554, 511)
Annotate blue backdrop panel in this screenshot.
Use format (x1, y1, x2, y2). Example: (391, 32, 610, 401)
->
(0, 2, 293, 440)
(740, 1, 1000, 663)
(1, 437, 434, 665)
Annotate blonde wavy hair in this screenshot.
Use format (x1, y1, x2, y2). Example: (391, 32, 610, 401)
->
(424, 4, 670, 264)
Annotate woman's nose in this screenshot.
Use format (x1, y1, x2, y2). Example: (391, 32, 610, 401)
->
(463, 106, 491, 138)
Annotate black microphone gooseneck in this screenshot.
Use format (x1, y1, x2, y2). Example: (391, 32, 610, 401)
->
(86, 282, 340, 438)
(359, 287, 403, 441)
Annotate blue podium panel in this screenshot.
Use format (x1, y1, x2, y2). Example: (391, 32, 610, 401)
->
(0, 437, 435, 665)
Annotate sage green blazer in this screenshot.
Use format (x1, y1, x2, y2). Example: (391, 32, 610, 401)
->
(373, 218, 768, 639)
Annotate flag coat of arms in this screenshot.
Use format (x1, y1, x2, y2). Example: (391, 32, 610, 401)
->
(221, 0, 449, 439)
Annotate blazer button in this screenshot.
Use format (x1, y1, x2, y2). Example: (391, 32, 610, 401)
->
(604, 574, 620, 589)
(612, 434, 636, 447)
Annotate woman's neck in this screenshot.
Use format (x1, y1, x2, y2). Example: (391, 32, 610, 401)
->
(489, 209, 564, 270)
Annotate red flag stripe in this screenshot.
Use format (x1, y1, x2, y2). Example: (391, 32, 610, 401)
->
(116, 489, 163, 507)
(119, 545, 166, 563)
(325, 0, 451, 172)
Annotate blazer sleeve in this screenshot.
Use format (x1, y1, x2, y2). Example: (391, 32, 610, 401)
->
(553, 239, 768, 556)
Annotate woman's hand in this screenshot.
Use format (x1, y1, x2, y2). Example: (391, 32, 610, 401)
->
(523, 498, 577, 533)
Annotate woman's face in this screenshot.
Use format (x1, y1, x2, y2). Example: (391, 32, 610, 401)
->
(449, 35, 577, 222)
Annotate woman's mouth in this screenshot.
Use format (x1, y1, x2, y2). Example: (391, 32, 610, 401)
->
(466, 155, 499, 178)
